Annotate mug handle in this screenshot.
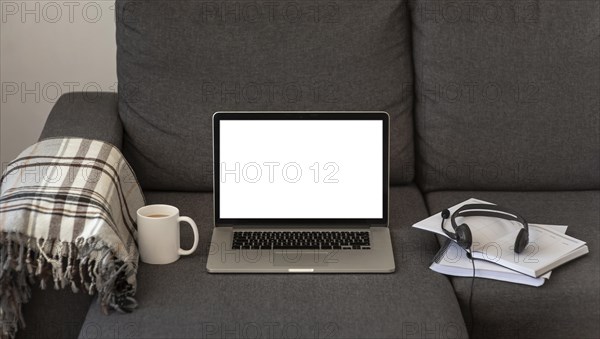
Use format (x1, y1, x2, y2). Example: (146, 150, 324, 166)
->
(177, 216, 199, 256)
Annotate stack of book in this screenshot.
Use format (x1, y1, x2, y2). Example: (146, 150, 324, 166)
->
(413, 198, 589, 287)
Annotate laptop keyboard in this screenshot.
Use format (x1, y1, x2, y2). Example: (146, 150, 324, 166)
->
(232, 231, 371, 250)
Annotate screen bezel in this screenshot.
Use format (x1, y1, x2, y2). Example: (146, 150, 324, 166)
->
(213, 112, 389, 227)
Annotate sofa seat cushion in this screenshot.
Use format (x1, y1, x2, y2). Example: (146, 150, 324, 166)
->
(78, 186, 467, 338)
(116, 0, 416, 191)
(425, 190, 600, 338)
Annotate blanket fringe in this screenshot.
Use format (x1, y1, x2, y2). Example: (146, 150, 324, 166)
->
(0, 232, 137, 339)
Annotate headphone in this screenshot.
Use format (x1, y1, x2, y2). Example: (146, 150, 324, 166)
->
(440, 203, 529, 254)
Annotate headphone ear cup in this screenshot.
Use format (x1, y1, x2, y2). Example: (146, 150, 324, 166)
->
(514, 228, 529, 254)
(455, 223, 472, 250)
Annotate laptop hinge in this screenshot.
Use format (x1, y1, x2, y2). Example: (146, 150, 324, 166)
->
(221, 224, 371, 229)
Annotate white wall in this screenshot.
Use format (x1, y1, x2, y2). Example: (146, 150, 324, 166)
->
(1, 0, 117, 169)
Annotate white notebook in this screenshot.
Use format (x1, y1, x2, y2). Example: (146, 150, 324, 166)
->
(430, 223, 567, 287)
(414, 198, 589, 278)
(431, 240, 546, 286)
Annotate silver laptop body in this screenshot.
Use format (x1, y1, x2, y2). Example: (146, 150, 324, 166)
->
(206, 111, 394, 273)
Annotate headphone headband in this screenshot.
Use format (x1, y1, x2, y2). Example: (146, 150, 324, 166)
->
(451, 204, 528, 233)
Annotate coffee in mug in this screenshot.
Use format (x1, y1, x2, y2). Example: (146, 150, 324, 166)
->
(147, 214, 169, 218)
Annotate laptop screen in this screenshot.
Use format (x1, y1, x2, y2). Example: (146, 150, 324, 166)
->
(214, 113, 388, 223)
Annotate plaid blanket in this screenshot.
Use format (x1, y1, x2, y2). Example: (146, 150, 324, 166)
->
(0, 138, 145, 338)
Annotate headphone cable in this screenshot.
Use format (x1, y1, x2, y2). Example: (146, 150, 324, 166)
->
(468, 248, 476, 338)
(441, 210, 476, 337)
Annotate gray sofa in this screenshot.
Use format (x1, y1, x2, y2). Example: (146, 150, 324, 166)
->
(18, 0, 599, 338)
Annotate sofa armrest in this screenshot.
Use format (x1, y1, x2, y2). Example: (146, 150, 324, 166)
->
(39, 92, 123, 149)
(20, 92, 120, 338)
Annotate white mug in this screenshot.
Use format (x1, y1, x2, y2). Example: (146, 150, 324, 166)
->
(136, 204, 199, 265)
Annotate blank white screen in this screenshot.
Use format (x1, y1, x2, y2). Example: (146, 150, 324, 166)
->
(219, 120, 383, 219)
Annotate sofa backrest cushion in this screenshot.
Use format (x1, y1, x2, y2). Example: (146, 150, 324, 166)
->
(116, 0, 414, 191)
(410, 0, 600, 191)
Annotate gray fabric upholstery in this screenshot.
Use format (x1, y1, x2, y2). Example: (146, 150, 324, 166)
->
(23, 1, 599, 336)
(39, 92, 123, 149)
(79, 186, 467, 338)
(116, 0, 415, 191)
(410, 0, 600, 191)
(17, 289, 93, 339)
(425, 190, 600, 339)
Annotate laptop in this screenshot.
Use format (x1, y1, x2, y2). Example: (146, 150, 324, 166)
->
(206, 111, 395, 273)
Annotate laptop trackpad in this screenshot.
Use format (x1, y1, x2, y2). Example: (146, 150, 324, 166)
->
(273, 251, 330, 267)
